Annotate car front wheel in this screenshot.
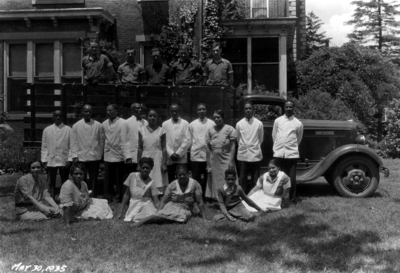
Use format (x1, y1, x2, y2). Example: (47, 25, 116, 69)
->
(332, 155, 379, 198)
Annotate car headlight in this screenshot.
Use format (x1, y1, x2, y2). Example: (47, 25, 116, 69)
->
(355, 134, 366, 145)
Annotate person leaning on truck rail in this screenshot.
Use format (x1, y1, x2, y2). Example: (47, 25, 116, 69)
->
(203, 42, 234, 87)
(236, 101, 264, 195)
(145, 48, 171, 85)
(171, 44, 203, 86)
(272, 100, 303, 203)
(41, 110, 72, 200)
(82, 40, 116, 84)
(117, 47, 146, 85)
(70, 104, 104, 198)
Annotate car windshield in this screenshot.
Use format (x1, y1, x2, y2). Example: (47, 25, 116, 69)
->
(253, 104, 282, 122)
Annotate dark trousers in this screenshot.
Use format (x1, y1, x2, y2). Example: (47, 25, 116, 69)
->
(47, 166, 70, 198)
(124, 163, 138, 180)
(191, 161, 208, 199)
(274, 157, 297, 201)
(238, 161, 261, 194)
(104, 161, 125, 202)
(167, 163, 184, 183)
(81, 160, 100, 197)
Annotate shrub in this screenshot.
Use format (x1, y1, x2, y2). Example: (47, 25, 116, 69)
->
(380, 98, 400, 158)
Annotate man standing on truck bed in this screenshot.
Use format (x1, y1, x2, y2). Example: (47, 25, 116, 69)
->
(117, 47, 146, 85)
(70, 104, 104, 197)
(171, 44, 203, 86)
(82, 40, 116, 84)
(41, 110, 72, 199)
(162, 103, 191, 183)
(203, 42, 234, 87)
(145, 48, 170, 85)
(272, 100, 303, 202)
(236, 101, 264, 194)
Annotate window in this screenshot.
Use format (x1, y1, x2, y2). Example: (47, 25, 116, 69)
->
(5, 41, 82, 113)
(251, 0, 269, 19)
(8, 44, 27, 113)
(253, 103, 282, 122)
(223, 38, 247, 88)
(62, 43, 82, 83)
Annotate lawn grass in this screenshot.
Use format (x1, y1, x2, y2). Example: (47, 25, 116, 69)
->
(1, 159, 400, 273)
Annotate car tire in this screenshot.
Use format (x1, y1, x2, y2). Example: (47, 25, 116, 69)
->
(332, 155, 379, 198)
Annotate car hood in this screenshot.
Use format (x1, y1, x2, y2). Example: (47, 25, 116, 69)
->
(299, 119, 357, 130)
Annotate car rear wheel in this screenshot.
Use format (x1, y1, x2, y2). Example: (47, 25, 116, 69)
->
(332, 155, 379, 198)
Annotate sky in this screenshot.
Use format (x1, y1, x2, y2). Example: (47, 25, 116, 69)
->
(306, 0, 356, 46)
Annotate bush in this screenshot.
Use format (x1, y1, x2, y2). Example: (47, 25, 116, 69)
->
(380, 98, 400, 158)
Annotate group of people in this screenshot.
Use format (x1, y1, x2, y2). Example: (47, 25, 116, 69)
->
(14, 97, 304, 226)
(82, 40, 233, 87)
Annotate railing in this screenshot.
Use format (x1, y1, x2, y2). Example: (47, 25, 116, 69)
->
(22, 83, 237, 147)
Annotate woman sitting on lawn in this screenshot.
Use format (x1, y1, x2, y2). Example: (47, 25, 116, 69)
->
(244, 159, 290, 212)
(14, 161, 60, 220)
(133, 164, 208, 226)
(60, 163, 113, 226)
(116, 157, 160, 222)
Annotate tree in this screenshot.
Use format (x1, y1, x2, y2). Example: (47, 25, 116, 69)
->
(296, 43, 400, 141)
(346, 0, 400, 55)
(306, 11, 330, 57)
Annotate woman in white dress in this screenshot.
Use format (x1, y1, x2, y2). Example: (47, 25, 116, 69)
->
(244, 159, 290, 212)
(138, 109, 168, 193)
(116, 157, 160, 222)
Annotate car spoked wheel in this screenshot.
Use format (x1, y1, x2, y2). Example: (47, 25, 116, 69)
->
(333, 155, 379, 198)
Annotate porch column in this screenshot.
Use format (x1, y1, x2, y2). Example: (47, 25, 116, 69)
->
(247, 37, 252, 93)
(279, 34, 287, 98)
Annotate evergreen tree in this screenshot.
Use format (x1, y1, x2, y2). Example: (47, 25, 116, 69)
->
(346, 0, 400, 55)
(306, 11, 330, 57)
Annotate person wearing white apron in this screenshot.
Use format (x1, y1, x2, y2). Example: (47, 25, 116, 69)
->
(244, 159, 291, 212)
(138, 109, 168, 193)
(116, 158, 160, 222)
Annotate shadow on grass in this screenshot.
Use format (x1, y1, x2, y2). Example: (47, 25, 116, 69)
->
(297, 181, 337, 197)
(1, 227, 36, 235)
(181, 214, 383, 272)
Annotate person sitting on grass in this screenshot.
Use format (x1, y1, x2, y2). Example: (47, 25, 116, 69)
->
(214, 169, 265, 222)
(133, 164, 209, 226)
(59, 163, 113, 226)
(14, 161, 61, 220)
(243, 159, 290, 213)
(115, 157, 160, 222)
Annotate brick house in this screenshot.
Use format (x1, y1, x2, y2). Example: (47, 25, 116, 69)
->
(0, 0, 306, 117)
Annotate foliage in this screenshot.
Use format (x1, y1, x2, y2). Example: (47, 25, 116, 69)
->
(292, 90, 360, 123)
(380, 98, 400, 158)
(152, 2, 199, 65)
(346, 0, 400, 55)
(306, 11, 330, 57)
(296, 43, 400, 140)
(236, 82, 280, 96)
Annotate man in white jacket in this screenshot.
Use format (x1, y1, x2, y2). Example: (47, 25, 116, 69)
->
(125, 103, 148, 176)
(41, 110, 72, 199)
(102, 104, 131, 202)
(162, 103, 191, 183)
(71, 104, 104, 197)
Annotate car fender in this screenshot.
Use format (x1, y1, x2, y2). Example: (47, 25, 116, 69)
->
(297, 144, 383, 182)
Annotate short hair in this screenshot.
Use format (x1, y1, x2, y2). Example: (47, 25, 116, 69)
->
(28, 160, 43, 170)
(69, 163, 87, 178)
(285, 100, 295, 107)
(53, 110, 62, 115)
(197, 103, 206, 109)
(225, 168, 237, 177)
(139, 157, 154, 168)
(147, 109, 158, 117)
(170, 103, 180, 110)
(268, 159, 281, 169)
(131, 102, 141, 108)
(108, 104, 119, 112)
(90, 39, 99, 46)
(83, 104, 92, 110)
(213, 109, 225, 119)
(243, 100, 253, 108)
(175, 164, 188, 174)
(179, 44, 190, 53)
(125, 46, 136, 54)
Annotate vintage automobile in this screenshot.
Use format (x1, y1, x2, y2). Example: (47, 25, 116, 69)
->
(23, 83, 389, 198)
(241, 94, 390, 198)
